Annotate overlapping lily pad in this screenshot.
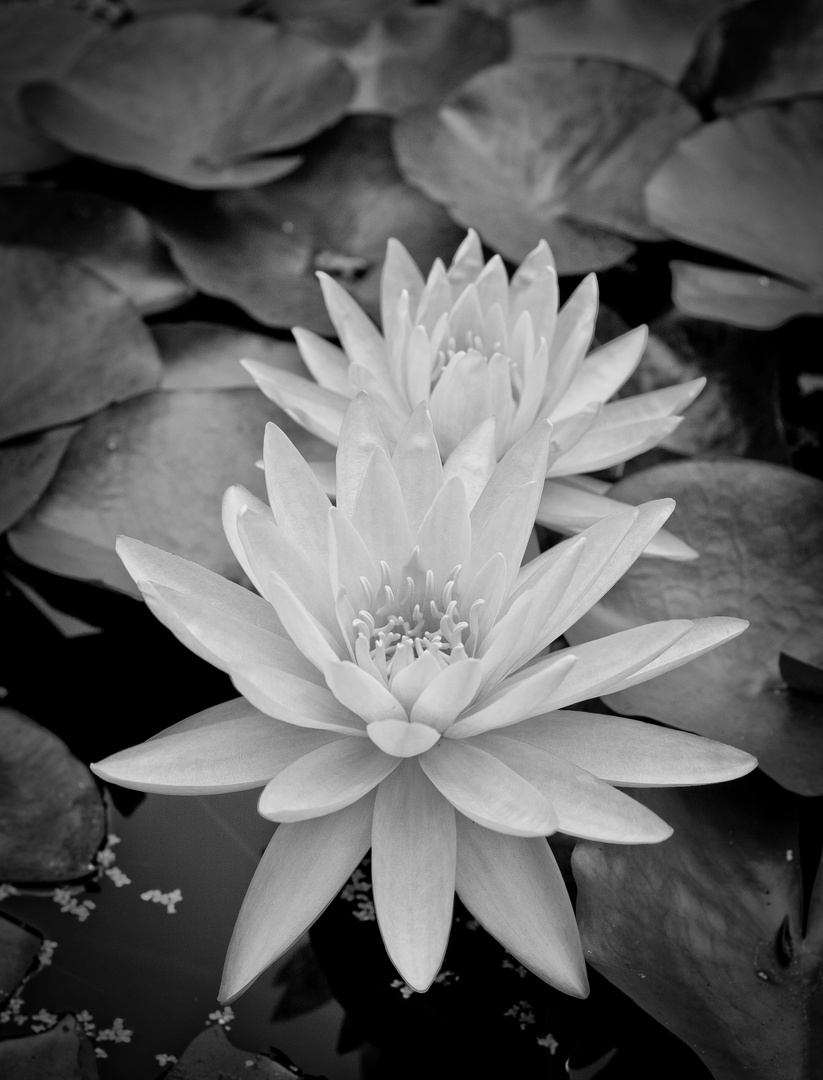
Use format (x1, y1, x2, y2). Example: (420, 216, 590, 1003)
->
(393, 58, 700, 272)
(169, 1026, 313, 1078)
(0, 246, 162, 443)
(0, 189, 192, 315)
(573, 773, 822, 1080)
(0, 4, 103, 175)
(153, 323, 306, 391)
(0, 1014, 99, 1079)
(8, 387, 333, 595)
(0, 912, 42, 1004)
(0, 426, 80, 535)
(144, 115, 465, 333)
(20, 13, 354, 188)
(645, 99, 823, 288)
(0, 709, 106, 882)
(670, 261, 823, 328)
(564, 459, 823, 794)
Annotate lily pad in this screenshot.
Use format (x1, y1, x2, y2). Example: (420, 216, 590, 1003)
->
(344, 6, 508, 115)
(169, 1025, 312, 1078)
(145, 115, 465, 333)
(0, 188, 192, 316)
(0, 912, 42, 1004)
(509, 0, 729, 83)
(7, 388, 332, 596)
(20, 13, 354, 188)
(564, 459, 823, 795)
(670, 260, 823, 328)
(645, 99, 823, 287)
(0, 426, 80, 535)
(0, 245, 163, 442)
(573, 772, 822, 1080)
(0, 709, 106, 882)
(0, 4, 102, 175)
(682, 0, 823, 112)
(153, 324, 307, 391)
(0, 1014, 99, 1079)
(393, 58, 700, 272)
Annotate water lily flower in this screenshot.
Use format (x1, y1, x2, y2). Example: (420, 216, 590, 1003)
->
(245, 230, 703, 559)
(91, 395, 755, 1003)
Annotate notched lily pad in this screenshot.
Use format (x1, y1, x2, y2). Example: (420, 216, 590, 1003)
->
(645, 99, 823, 288)
(0, 1014, 99, 1079)
(0, 912, 42, 1004)
(393, 58, 700, 272)
(7, 388, 332, 595)
(0, 709, 106, 882)
(168, 1025, 312, 1078)
(145, 115, 465, 333)
(573, 773, 821, 1080)
(0, 188, 192, 315)
(153, 323, 307, 391)
(0, 245, 163, 442)
(0, 425, 80, 535)
(564, 459, 823, 794)
(20, 13, 354, 188)
(670, 261, 823, 329)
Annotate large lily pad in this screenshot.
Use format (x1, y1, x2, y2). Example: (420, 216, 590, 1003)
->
(573, 773, 822, 1080)
(153, 323, 307, 392)
(344, 6, 508, 115)
(0, 245, 162, 442)
(670, 261, 823, 329)
(683, 0, 823, 112)
(144, 115, 466, 334)
(7, 388, 332, 596)
(169, 1026, 313, 1078)
(0, 188, 192, 316)
(645, 99, 823, 287)
(0, 1014, 99, 1079)
(564, 459, 823, 795)
(509, 0, 729, 83)
(0, 426, 80, 535)
(0, 4, 102, 175)
(20, 13, 354, 188)
(0, 709, 106, 882)
(393, 58, 700, 272)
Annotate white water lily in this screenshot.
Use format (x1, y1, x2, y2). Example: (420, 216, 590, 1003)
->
(91, 395, 754, 1003)
(245, 230, 703, 559)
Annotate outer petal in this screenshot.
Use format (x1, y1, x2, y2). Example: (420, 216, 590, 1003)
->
(381, 237, 425, 341)
(447, 229, 485, 292)
(258, 737, 398, 821)
(455, 816, 588, 997)
(221, 485, 274, 595)
(243, 362, 346, 445)
(470, 420, 553, 540)
(317, 271, 386, 373)
(465, 482, 543, 599)
(540, 273, 598, 416)
(231, 662, 367, 735)
(441, 416, 497, 511)
(548, 414, 683, 476)
(501, 711, 758, 787)
(420, 740, 557, 837)
(219, 792, 375, 1002)
(264, 569, 346, 668)
(428, 350, 492, 459)
(91, 698, 340, 794)
(292, 326, 355, 398)
(335, 392, 391, 519)
(372, 761, 456, 991)
(550, 326, 647, 421)
(263, 421, 332, 569)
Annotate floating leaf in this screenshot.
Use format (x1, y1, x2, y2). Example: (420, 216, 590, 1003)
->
(509, 0, 729, 83)
(344, 7, 508, 115)
(0, 426, 80, 535)
(564, 459, 823, 794)
(683, 0, 823, 111)
(0, 188, 192, 315)
(0, 1014, 99, 1079)
(145, 115, 465, 333)
(573, 773, 822, 1080)
(20, 14, 354, 188)
(153, 323, 307, 392)
(0, 246, 162, 443)
(0, 709, 106, 882)
(394, 58, 700, 272)
(169, 1025, 311, 1078)
(670, 261, 823, 328)
(263, 0, 407, 47)
(779, 630, 823, 698)
(8, 388, 332, 595)
(0, 912, 42, 1003)
(645, 99, 823, 287)
(0, 4, 102, 175)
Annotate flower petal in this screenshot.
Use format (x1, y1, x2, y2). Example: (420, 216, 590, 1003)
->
(323, 660, 408, 723)
(390, 403, 444, 532)
(541, 274, 597, 414)
(292, 327, 355, 398)
(381, 237, 425, 341)
(335, 392, 391, 519)
(470, 420, 553, 540)
(415, 475, 472, 592)
(353, 446, 412, 582)
(550, 326, 647, 421)
(219, 792, 375, 1002)
(221, 485, 274, 595)
(263, 421, 332, 568)
(429, 350, 492, 459)
(91, 698, 340, 794)
(367, 719, 442, 757)
(454, 816, 587, 997)
(243, 362, 346, 445)
(465, 482, 543, 600)
(441, 416, 497, 511)
(372, 761, 456, 991)
(502, 710, 758, 787)
(410, 658, 484, 733)
(447, 229, 485, 293)
(329, 506, 380, 613)
(231, 661, 366, 735)
(389, 649, 443, 714)
(420, 740, 557, 837)
(472, 734, 672, 843)
(258, 737, 398, 821)
(264, 569, 346, 667)
(548, 414, 683, 476)
(318, 271, 386, 374)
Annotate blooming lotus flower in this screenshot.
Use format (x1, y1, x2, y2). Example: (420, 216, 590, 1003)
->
(91, 395, 755, 1003)
(245, 230, 704, 559)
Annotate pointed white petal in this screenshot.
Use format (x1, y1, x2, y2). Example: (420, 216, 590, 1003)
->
(446, 229, 485, 292)
(474, 253, 510, 315)
(372, 762, 456, 991)
(353, 447, 412, 581)
(391, 403, 444, 532)
(263, 422, 332, 568)
(441, 416, 498, 511)
(415, 475, 472, 592)
(548, 415, 683, 476)
(510, 265, 558, 347)
(335, 392, 391, 520)
(91, 699, 341, 794)
(222, 485, 274, 596)
(543, 274, 597, 407)
(292, 327, 355, 398)
(381, 238, 425, 341)
(318, 272, 386, 373)
(329, 507, 380, 612)
(551, 326, 647, 421)
(470, 420, 553, 539)
(420, 740, 556, 837)
(242, 361, 346, 445)
(410, 658, 484, 733)
(323, 660, 408, 723)
(454, 816, 588, 997)
(230, 662, 366, 735)
(428, 351, 492, 459)
(389, 650, 443, 714)
(459, 551, 508, 649)
(601, 377, 706, 424)
(367, 719, 442, 757)
(219, 793, 375, 1002)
